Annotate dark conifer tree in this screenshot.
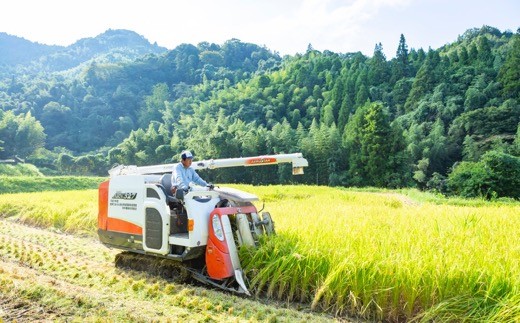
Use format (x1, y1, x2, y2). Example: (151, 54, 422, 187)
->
(368, 43, 389, 86)
(498, 34, 520, 100)
(391, 34, 410, 83)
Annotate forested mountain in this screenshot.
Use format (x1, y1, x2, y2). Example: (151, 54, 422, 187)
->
(0, 35, 280, 153)
(0, 32, 61, 66)
(0, 29, 167, 73)
(1, 26, 519, 198)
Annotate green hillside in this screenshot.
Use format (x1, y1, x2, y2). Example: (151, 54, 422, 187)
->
(0, 25, 519, 198)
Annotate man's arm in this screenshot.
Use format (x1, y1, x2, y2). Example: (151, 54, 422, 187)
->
(190, 169, 208, 187)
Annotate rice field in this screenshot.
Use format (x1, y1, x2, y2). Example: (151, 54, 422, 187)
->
(1, 184, 519, 321)
(242, 185, 520, 322)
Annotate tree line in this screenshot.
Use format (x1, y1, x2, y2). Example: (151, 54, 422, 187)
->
(1, 26, 519, 198)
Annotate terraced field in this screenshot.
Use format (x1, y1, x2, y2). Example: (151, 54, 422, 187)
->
(0, 218, 338, 322)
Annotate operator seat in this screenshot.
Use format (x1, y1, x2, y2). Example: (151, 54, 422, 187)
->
(159, 174, 179, 203)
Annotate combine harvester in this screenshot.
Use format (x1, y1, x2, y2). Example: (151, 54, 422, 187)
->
(98, 153, 308, 295)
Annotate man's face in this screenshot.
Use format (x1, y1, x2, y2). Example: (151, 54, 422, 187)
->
(181, 158, 192, 168)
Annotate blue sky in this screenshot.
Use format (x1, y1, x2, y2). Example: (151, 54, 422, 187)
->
(1, 0, 518, 58)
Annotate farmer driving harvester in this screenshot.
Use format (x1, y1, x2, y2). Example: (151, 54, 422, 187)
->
(99, 152, 309, 295)
(171, 150, 210, 198)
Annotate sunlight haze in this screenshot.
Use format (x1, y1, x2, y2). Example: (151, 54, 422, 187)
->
(1, 0, 518, 57)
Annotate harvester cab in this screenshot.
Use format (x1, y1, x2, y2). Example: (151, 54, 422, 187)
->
(98, 153, 308, 295)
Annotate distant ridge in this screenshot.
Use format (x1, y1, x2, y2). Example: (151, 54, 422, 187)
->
(0, 32, 62, 65)
(0, 29, 168, 71)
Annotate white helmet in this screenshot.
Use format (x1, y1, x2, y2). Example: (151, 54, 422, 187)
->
(180, 150, 193, 160)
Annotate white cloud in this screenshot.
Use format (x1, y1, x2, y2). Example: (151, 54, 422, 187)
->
(243, 0, 412, 54)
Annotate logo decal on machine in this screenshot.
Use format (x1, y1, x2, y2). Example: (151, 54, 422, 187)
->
(110, 191, 138, 211)
(245, 157, 277, 165)
(112, 191, 137, 200)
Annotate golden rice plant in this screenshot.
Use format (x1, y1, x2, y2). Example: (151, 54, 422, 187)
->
(0, 190, 97, 235)
(237, 185, 520, 321)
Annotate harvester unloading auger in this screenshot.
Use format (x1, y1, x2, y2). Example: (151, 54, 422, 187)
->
(98, 153, 308, 295)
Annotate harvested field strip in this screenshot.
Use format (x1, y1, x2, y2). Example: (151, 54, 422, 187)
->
(0, 219, 338, 322)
